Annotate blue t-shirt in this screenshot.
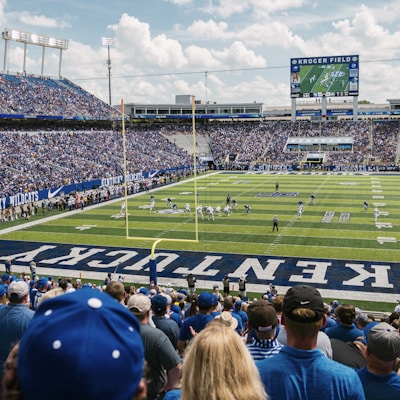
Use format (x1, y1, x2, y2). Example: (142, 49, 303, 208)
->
(0, 304, 35, 371)
(163, 389, 181, 400)
(179, 313, 214, 341)
(357, 367, 400, 399)
(257, 346, 365, 400)
(325, 323, 364, 342)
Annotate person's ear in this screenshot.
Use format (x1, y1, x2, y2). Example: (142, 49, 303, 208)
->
(133, 378, 147, 400)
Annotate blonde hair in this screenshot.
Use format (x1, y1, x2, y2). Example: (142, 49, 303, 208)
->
(181, 319, 268, 400)
(0, 293, 8, 306)
(37, 287, 65, 307)
(284, 308, 323, 339)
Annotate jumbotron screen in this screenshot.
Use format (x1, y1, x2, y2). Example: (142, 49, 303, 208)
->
(290, 55, 359, 98)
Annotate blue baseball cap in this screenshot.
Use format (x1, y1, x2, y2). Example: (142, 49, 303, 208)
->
(18, 289, 144, 400)
(151, 294, 168, 312)
(37, 278, 48, 289)
(138, 286, 149, 296)
(198, 291, 214, 308)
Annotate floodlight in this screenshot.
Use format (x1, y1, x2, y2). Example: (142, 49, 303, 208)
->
(102, 37, 116, 46)
(2, 28, 69, 77)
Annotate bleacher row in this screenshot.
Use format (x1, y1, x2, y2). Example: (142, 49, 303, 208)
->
(1, 119, 399, 198)
(0, 73, 117, 119)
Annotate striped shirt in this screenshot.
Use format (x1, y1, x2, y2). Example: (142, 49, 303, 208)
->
(247, 338, 283, 361)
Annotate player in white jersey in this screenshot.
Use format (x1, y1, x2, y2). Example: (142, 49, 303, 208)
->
(244, 204, 251, 214)
(374, 208, 379, 222)
(184, 203, 191, 215)
(215, 206, 222, 216)
(197, 205, 204, 220)
(206, 205, 215, 221)
(298, 204, 303, 219)
(224, 205, 232, 216)
(149, 200, 156, 213)
(120, 201, 126, 216)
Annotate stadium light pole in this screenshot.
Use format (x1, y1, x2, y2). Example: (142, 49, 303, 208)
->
(102, 37, 116, 106)
(2, 28, 68, 77)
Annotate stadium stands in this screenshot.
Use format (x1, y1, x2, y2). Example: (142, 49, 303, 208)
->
(0, 72, 399, 202)
(0, 73, 117, 119)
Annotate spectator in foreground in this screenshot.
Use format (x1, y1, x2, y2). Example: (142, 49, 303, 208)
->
(246, 299, 282, 360)
(256, 285, 365, 400)
(5, 289, 146, 400)
(128, 294, 182, 400)
(177, 291, 214, 354)
(357, 322, 400, 399)
(325, 303, 364, 342)
(330, 337, 367, 369)
(164, 319, 267, 400)
(151, 294, 179, 350)
(105, 281, 127, 305)
(0, 280, 34, 395)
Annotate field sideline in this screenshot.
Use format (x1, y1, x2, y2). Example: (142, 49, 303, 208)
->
(1, 171, 400, 308)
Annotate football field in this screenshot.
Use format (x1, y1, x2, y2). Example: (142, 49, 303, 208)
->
(3, 171, 399, 261)
(1, 171, 400, 306)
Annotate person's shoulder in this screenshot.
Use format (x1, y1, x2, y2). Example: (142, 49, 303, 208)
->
(163, 389, 181, 400)
(321, 355, 360, 377)
(325, 325, 338, 334)
(256, 351, 285, 372)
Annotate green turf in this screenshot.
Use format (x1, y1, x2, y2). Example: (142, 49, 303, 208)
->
(3, 172, 399, 262)
(1, 172, 399, 311)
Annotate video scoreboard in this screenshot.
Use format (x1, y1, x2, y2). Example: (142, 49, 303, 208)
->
(290, 55, 359, 98)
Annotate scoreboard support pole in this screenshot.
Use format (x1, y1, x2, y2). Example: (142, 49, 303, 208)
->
(353, 96, 359, 121)
(321, 95, 327, 122)
(291, 98, 296, 123)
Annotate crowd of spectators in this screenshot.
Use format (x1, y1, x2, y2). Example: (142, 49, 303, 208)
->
(0, 126, 192, 198)
(0, 73, 399, 203)
(1, 119, 399, 200)
(1, 269, 400, 399)
(0, 73, 116, 119)
(205, 119, 399, 168)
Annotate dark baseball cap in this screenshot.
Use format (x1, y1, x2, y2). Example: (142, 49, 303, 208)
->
(248, 300, 278, 332)
(283, 285, 324, 323)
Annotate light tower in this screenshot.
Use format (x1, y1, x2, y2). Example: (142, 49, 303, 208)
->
(2, 28, 68, 77)
(102, 37, 116, 106)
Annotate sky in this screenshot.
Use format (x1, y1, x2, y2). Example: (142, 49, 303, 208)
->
(1, 0, 400, 108)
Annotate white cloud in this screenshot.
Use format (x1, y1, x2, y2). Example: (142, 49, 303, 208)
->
(202, 0, 250, 18)
(0, 0, 7, 26)
(186, 19, 230, 40)
(184, 45, 221, 69)
(110, 13, 187, 69)
(164, 0, 192, 5)
(18, 11, 70, 29)
(211, 41, 266, 68)
(201, 0, 308, 18)
(328, 6, 400, 59)
(234, 21, 305, 49)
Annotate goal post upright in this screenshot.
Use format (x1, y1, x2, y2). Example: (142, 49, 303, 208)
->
(121, 96, 199, 248)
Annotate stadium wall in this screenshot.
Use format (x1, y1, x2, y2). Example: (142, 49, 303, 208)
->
(0, 166, 194, 209)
